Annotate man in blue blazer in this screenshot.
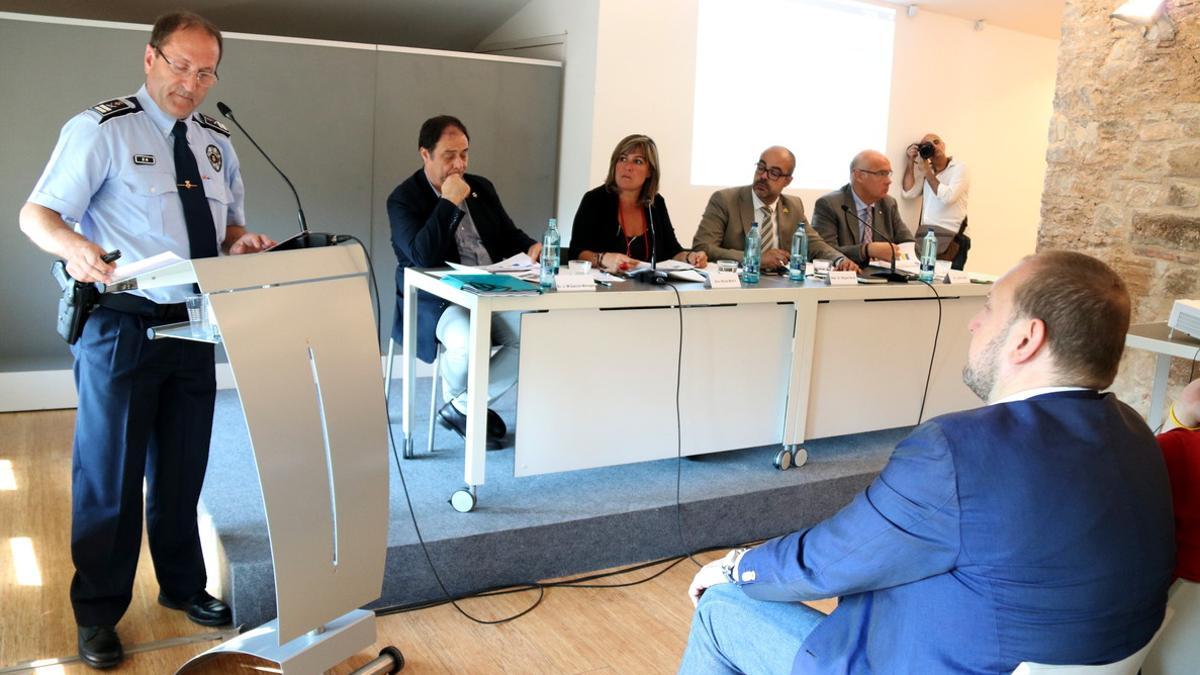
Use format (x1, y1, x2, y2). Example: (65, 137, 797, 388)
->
(387, 115, 541, 441)
(681, 251, 1174, 674)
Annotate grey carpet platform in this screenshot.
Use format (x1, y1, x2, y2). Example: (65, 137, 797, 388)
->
(202, 384, 907, 629)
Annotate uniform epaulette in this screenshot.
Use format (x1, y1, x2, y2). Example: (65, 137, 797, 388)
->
(86, 97, 143, 125)
(194, 112, 231, 137)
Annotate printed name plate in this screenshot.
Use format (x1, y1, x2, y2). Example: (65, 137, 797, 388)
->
(944, 270, 971, 284)
(829, 270, 858, 286)
(705, 271, 741, 289)
(554, 274, 596, 292)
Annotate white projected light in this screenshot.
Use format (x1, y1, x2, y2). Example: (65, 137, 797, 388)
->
(691, 0, 896, 190)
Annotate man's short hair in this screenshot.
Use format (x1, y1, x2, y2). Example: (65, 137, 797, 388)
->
(418, 115, 470, 152)
(150, 11, 223, 65)
(1013, 251, 1131, 389)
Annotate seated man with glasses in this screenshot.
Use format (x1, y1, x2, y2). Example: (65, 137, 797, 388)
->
(692, 146, 857, 272)
(812, 149, 915, 267)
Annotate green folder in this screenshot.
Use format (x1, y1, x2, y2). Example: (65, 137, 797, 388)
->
(442, 273, 542, 295)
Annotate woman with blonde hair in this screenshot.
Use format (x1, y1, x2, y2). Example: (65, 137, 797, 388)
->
(567, 134, 706, 273)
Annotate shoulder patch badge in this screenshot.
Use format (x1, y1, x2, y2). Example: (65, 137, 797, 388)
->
(133, 154, 156, 166)
(194, 113, 231, 137)
(87, 97, 143, 125)
(206, 144, 223, 172)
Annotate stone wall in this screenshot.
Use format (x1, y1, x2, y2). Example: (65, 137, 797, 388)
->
(1040, 0, 1200, 420)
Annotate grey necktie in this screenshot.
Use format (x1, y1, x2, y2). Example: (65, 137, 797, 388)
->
(861, 206, 874, 244)
(758, 205, 775, 251)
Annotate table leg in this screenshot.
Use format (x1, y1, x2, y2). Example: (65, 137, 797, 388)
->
(782, 298, 819, 446)
(401, 279, 418, 458)
(463, 304, 491, 491)
(1149, 353, 1171, 428)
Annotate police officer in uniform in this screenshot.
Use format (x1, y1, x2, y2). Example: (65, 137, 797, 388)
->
(18, 11, 274, 669)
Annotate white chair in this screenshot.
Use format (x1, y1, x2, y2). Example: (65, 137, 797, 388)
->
(383, 337, 444, 459)
(1142, 579, 1200, 675)
(1012, 607, 1174, 675)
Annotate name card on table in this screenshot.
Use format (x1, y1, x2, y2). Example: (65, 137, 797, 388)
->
(705, 271, 741, 289)
(829, 270, 858, 286)
(935, 260, 952, 279)
(943, 270, 971, 285)
(554, 274, 596, 292)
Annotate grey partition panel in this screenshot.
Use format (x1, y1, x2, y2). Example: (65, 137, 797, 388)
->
(209, 37, 377, 260)
(371, 51, 562, 341)
(0, 20, 149, 370)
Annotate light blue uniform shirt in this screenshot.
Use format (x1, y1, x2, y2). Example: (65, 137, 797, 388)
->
(28, 85, 246, 303)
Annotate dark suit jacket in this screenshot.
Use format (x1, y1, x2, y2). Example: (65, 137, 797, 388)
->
(811, 184, 914, 266)
(691, 186, 842, 265)
(566, 186, 684, 263)
(735, 390, 1175, 674)
(387, 169, 535, 362)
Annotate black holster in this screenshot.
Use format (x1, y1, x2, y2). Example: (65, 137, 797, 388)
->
(51, 260, 99, 345)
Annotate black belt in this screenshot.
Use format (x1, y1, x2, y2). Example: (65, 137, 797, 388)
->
(97, 294, 188, 321)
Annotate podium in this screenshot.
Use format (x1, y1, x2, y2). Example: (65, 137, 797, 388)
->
(123, 246, 395, 673)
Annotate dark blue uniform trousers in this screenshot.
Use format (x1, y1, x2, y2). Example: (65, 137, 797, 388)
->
(69, 307, 215, 626)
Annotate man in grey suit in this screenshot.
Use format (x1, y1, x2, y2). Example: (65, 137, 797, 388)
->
(692, 146, 858, 272)
(812, 149, 915, 267)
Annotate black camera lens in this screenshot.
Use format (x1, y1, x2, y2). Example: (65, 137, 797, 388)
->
(918, 141, 935, 159)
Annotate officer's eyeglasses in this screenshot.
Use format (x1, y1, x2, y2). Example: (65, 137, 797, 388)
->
(155, 48, 219, 87)
(754, 163, 791, 180)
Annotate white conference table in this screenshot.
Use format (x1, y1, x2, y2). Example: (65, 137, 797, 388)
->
(401, 270, 991, 511)
(1125, 322, 1200, 427)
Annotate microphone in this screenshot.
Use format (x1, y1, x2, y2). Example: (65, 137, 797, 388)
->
(628, 198, 667, 284)
(217, 101, 343, 251)
(841, 204, 910, 283)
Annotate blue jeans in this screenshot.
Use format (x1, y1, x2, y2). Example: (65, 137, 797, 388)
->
(679, 583, 827, 675)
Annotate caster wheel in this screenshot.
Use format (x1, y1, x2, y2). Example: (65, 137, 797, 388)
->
(791, 447, 809, 468)
(379, 645, 404, 672)
(773, 448, 793, 471)
(449, 489, 476, 512)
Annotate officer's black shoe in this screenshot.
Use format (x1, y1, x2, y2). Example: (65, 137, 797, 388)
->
(78, 625, 123, 669)
(438, 403, 507, 443)
(158, 590, 232, 626)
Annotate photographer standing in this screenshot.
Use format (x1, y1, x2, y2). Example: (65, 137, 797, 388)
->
(901, 133, 971, 269)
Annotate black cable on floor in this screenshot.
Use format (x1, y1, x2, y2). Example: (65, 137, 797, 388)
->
(661, 279, 706, 569)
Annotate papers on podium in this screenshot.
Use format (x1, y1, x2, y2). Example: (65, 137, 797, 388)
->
(100, 251, 189, 293)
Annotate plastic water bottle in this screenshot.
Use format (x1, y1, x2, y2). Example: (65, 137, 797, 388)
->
(919, 229, 937, 282)
(789, 226, 808, 282)
(540, 218, 560, 288)
(743, 222, 761, 284)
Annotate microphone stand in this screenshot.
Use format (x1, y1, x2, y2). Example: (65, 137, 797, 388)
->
(217, 101, 346, 251)
(842, 204, 910, 283)
(628, 199, 667, 284)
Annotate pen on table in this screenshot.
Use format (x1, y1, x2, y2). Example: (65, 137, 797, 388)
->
(594, 279, 612, 287)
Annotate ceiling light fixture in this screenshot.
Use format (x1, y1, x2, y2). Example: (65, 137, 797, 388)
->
(1112, 0, 1176, 40)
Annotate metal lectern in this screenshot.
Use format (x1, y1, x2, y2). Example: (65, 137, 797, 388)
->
(124, 246, 394, 673)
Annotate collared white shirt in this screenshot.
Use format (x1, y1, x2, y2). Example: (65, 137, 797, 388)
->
(990, 386, 1090, 406)
(901, 158, 970, 233)
(751, 192, 779, 250)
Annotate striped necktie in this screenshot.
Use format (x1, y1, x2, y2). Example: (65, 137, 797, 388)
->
(759, 205, 775, 251)
(860, 205, 874, 244)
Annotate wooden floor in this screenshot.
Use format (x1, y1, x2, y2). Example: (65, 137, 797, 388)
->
(0, 409, 833, 674)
